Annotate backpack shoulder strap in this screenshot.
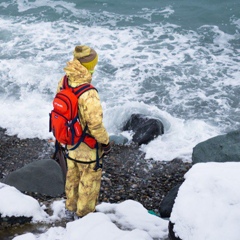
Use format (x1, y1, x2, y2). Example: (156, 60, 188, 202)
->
(62, 75, 69, 89)
(62, 76, 97, 98)
(75, 84, 97, 98)
(62, 75, 97, 98)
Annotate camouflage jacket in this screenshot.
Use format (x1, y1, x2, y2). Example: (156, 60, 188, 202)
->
(56, 60, 109, 161)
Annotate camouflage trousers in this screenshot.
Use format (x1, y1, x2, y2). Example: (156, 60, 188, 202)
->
(65, 159, 102, 217)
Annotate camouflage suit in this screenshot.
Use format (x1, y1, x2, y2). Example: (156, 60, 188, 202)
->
(57, 60, 109, 217)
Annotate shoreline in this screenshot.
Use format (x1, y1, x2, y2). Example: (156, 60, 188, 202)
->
(0, 127, 192, 215)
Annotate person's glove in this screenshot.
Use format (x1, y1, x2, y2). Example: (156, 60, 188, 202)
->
(102, 142, 111, 155)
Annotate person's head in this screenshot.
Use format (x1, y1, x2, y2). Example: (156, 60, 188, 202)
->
(73, 45, 98, 74)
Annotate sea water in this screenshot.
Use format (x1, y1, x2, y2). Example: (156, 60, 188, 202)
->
(0, 0, 239, 162)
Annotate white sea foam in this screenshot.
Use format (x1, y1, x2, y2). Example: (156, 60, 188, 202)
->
(104, 102, 220, 162)
(0, 0, 239, 162)
(15, 0, 77, 14)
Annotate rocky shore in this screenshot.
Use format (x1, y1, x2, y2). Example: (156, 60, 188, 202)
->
(0, 127, 192, 216)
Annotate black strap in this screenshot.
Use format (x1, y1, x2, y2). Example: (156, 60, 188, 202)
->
(66, 115, 79, 145)
(62, 75, 97, 96)
(69, 125, 88, 151)
(52, 141, 60, 159)
(66, 142, 102, 171)
(66, 155, 97, 164)
(52, 141, 68, 181)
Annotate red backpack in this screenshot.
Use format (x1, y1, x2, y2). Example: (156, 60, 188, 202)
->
(49, 76, 97, 149)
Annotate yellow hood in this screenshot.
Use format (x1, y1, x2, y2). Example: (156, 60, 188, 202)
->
(64, 60, 92, 87)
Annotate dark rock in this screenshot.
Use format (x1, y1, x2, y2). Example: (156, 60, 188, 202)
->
(0, 128, 53, 180)
(110, 134, 128, 145)
(192, 130, 240, 164)
(0, 214, 32, 226)
(122, 114, 164, 145)
(4, 159, 65, 197)
(159, 183, 181, 218)
(168, 221, 182, 240)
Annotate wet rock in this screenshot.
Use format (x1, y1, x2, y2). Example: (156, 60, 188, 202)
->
(0, 214, 32, 227)
(168, 221, 181, 240)
(4, 159, 65, 197)
(159, 183, 181, 218)
(110, 134, 128, 145)
(192, 130, 240, 164)
(122, 113, 164, 145)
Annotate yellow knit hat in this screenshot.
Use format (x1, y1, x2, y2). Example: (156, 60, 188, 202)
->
(73, 45, 98, 72)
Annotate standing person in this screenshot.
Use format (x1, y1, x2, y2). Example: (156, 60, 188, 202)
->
(56, 45, 111, 218)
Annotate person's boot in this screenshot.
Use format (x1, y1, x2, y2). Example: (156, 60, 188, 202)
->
(65, 210, 74, 221)
(73, 213, 82, 220)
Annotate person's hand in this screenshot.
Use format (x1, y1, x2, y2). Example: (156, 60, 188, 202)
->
(102, 142, 111, 155)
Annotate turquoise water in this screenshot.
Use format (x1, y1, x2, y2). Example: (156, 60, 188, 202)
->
(0, 0, 239, 161)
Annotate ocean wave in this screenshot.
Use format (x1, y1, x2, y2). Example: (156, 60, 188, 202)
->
(0, 0, 239, 161)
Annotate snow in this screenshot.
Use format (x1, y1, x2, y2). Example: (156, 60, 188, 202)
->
(0, 182, 168, 240)
(1, 162, 240, 240)
(0, 183, 48, 221)
(170, 162, 240, 240)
